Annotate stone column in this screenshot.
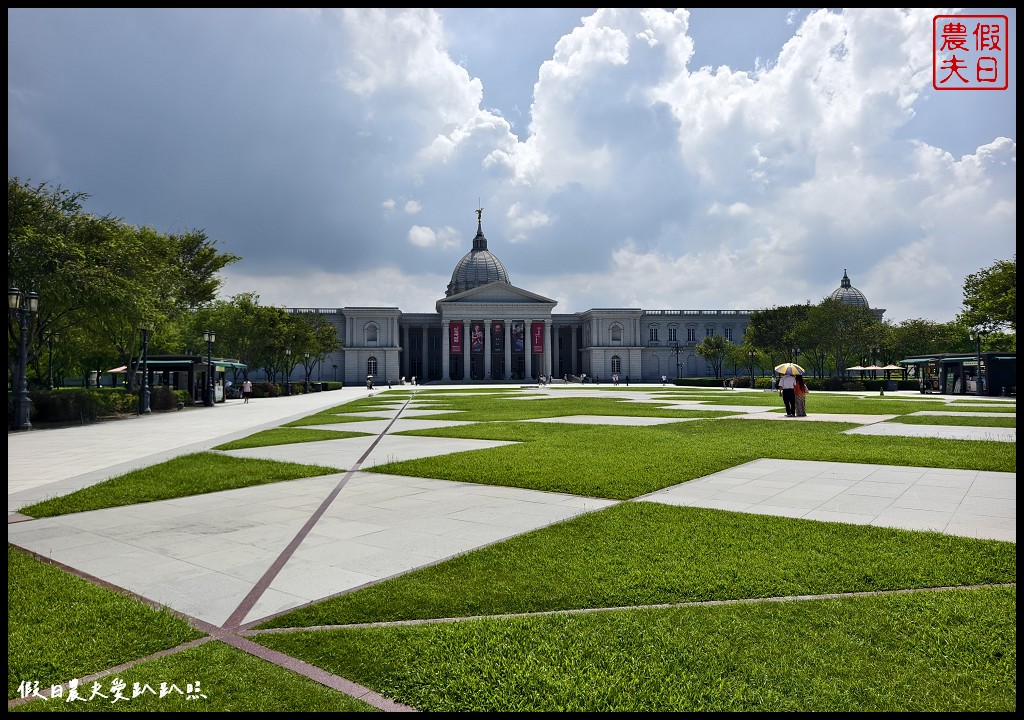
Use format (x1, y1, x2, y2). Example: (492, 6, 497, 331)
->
(544, 319, 553, 379)
(504, 322, 512, 381)
(463, 320, 470, 382)
(421, 325, 428, 382)
(442, 320, 450, 381)
(570, 324, 577, 376)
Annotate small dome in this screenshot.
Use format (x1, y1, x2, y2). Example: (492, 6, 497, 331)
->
(445, 213, 511, 296)
(828, 269, 869, 308)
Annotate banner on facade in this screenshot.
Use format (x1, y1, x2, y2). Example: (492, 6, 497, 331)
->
(531, 322, 544, 354)
(470, 323, 484, 353)
(450, 322, 463, 354)
(491, 322, 504, 352)
(512, 322, 525, 353)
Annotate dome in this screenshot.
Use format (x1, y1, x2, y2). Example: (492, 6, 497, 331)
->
(445, 213, 511, 296)
(828, 269, 869, 308)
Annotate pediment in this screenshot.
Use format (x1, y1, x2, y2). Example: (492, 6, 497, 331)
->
(437, 282, 556, 308)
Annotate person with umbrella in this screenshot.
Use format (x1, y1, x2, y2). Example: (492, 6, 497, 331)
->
(794, 373, 808, 416)
(775, 362, 804, 417)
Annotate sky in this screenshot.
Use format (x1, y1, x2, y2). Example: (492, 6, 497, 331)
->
(8, 8, 1017, 325)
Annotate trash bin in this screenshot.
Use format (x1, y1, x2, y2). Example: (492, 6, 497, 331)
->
(312, 382, 322, 392)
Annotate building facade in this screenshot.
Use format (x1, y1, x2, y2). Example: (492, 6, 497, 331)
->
(284, 216, 880, 385)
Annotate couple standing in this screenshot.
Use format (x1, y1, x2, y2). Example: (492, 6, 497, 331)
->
(778, 373, 808, 417)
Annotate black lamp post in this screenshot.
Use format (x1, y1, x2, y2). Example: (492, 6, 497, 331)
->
(47, 331, 60, 391)
(870, 345, 880, 380)
(203, 330, 216, 407)
(748, 349, 756, 389)
(8, 288, 39, 431)
(304, 351, 311, 393)
(139, 327, 152, 414)
(284, 347, 292, 396)
(973, 329, 988, 396)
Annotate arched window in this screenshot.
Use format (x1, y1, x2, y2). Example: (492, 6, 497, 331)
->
(367, 356, 378, 377)
(611, 355, 621, 373)
(610, 324, 622, 343)
(365, 323, 379, 344)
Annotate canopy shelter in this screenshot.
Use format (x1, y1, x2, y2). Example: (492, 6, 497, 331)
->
(861, 364, 882, 379)
(879, 363, 905, 380)
(899, 352, 1015, 396)
(104, 356, 247, 403)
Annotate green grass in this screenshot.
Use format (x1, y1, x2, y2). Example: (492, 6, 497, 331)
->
(214, 427, 370, 450)
(371, 419, 1014, 499)
(10, 640, 379, 712)
(17, 454, 344, 519)
(887, 415, 1016, 428)
(258, 503, 1016, 627)
(7, 546, 206, 700)
(253, 587, 1016, 712)
(381, 395, 743, 421)
(7, 388, 1017, 711)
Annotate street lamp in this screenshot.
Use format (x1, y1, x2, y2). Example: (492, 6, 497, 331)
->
(284, 347, 292, 396)
(304, 351, 311, 393)
(972, 329, 989, 396)
(203, 330, 216, 407)
(791, 346, 800, 363)
(748, 349, 756, 390)
(8, 288, 39, 431)
(47, 331, 60, 391)
(139, 327, 152, 414)
(668, 341, 683, 379)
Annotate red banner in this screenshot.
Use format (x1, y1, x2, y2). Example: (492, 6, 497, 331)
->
(531, 322, 544, 354)
(449, 322, 463, 354)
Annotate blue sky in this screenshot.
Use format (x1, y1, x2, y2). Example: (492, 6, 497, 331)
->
(8, 8, 1016, 324)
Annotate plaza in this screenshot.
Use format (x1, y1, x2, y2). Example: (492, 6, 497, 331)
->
(7, 384, 1016, 711)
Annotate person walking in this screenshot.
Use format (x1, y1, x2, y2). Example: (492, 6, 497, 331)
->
(778, 372, 797, 416)
(794, 374, 808, 417)
(241, 378, 253, 404)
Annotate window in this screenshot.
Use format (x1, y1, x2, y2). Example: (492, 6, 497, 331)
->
(611, 355, 621, 373)
(724, 327, 733, 342)
(366, 324, 379, 343)
(705, 327, 714, 337)
(687, 328, 696, 342)
(367, 357, 378, 376)
(668, 328, 677, 342)
(610, 324, 622, 343)
(649, 327, 659, 342)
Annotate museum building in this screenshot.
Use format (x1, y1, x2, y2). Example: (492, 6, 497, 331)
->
(285, 214, 881, 385)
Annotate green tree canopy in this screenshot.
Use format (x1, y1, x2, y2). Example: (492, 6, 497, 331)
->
(959, 255, 1015, 333)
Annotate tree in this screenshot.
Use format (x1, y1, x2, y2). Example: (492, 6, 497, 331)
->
(746, 304, 810, 370)
(8, 177, 240, 390)
(959, 255, 1015, 333)
(695, 335, 729, 378)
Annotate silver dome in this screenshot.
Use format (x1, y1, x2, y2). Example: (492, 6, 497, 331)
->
(445, 216, 510, 296)
(828, 269, 869, 308)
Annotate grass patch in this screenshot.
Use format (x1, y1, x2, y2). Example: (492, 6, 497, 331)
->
(887, 415, 1016, 428)
(375, 419, 1015, 499)
(7, 546, 206, 700)
(17, 454, 344, 519)
(10, 640, 379, 712)
(259, 503, 1016, 627)
(254, 587, 1016, 712)
(382, 395, 745, 422)
(214, 427, 370, 450)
